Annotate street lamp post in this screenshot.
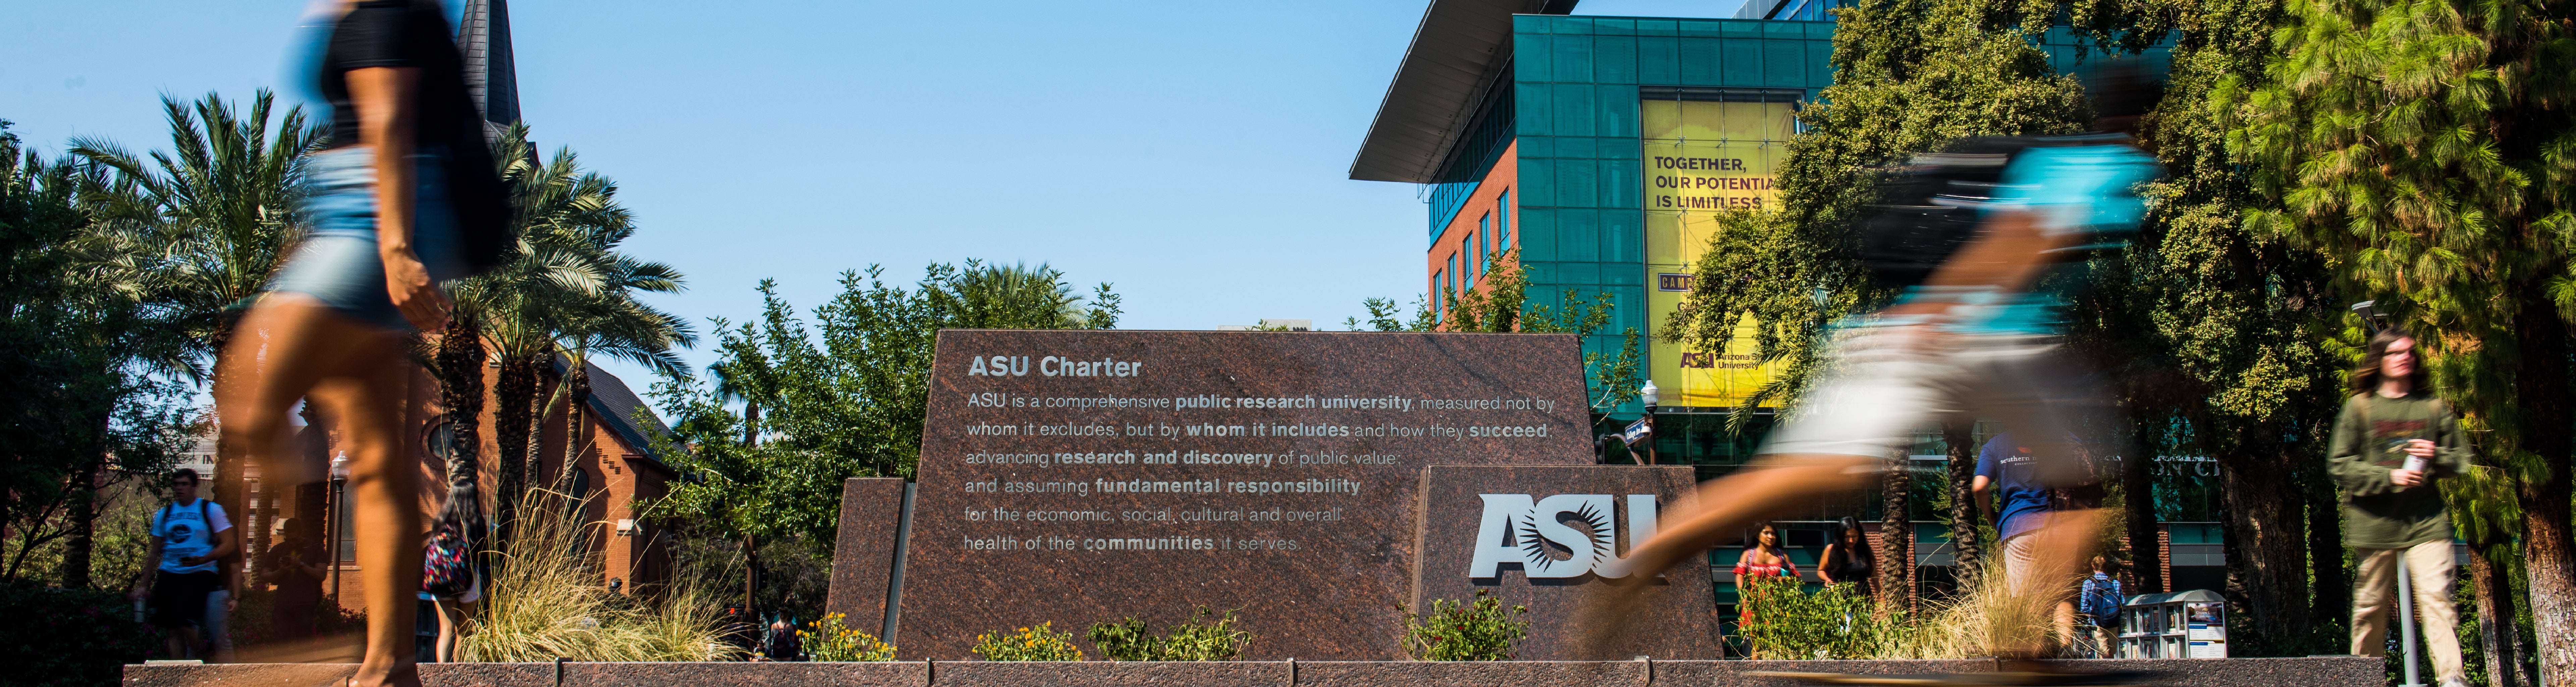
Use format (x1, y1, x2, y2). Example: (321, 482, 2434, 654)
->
(1639, 381, 1660, 466)
(325, 452, 350, 604)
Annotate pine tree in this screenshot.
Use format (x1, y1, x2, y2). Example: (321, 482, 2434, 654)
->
(2224, 0, 2576, 672)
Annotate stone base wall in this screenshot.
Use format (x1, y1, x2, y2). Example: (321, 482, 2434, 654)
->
(126, 656, 2378, 687)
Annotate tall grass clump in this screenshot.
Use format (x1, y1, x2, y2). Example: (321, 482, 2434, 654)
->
(461, 490, 742, 662)
(1866, 557, 2060, 659)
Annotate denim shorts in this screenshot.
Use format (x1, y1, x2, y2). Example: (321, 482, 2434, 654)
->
(269, 146, 467, 331)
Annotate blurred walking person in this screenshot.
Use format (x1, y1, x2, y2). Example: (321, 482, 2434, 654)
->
(2331, 328, 2469, 687)
(2076, 556, 2124, 657)
(225, 0, 505, 682)
(1975, 430, 2101, 646)
(261, 517, 329, 640)
(1577, 71, 2162, 667)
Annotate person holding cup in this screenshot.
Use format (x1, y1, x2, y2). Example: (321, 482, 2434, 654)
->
(2329, 327, 2470, 687)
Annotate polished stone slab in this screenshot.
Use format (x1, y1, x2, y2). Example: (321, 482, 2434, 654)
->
(826, 477, 913, 637)
(1409, 465, 1718, 659)
(123, 656, 2386, 687)
(897, 330, 1597, 659)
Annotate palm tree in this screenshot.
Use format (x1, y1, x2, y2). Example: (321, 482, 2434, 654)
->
(454, 123, 687, 540)
(551, 283, 695, 497)
(69, 90, 324, 558)
(927, 260, 1110, 329)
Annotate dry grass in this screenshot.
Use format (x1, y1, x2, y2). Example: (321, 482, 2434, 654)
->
(459, 490, 741, 662)
(1867, 557, 2062, 659)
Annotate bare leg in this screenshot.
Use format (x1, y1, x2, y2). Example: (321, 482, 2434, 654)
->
(215, 296, 421, 686)
(433, 599, 472, 662)
(1622, 454, 1884, 578)
(166, 627, 197, 659)
(1998, 508, 2106, 660)
(313, 340, 421, 686)
(1570, 453, 1881, 659)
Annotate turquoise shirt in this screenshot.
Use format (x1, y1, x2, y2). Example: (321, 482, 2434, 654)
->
(1891, 139, 2161, 335)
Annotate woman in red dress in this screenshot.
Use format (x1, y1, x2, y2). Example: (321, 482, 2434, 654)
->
(1732, 523, 1799, 656)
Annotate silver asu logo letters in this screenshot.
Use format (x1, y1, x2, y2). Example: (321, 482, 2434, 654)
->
(1466, 494, 1659, 579)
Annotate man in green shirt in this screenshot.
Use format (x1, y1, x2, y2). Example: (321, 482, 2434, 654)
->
(2328, 328, 2469, 687)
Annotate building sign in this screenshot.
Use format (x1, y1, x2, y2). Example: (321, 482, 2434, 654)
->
(1410, 465, 1717, 659)
(1641, 95, 1795, 408)
(898, 330, 1595, 659)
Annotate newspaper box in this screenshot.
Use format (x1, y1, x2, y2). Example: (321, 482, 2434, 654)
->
(2115, 589, 2226, 659)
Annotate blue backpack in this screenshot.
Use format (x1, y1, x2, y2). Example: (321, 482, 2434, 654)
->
(2079, 575, 2124, 626)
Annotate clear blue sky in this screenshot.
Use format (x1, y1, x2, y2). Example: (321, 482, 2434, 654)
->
(6, 0, 1744, 390)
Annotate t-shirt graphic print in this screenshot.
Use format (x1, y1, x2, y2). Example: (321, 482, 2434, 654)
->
(152, 499, 233, 574)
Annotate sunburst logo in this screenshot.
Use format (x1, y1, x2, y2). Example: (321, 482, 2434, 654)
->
(1468, 494, 1660, 579)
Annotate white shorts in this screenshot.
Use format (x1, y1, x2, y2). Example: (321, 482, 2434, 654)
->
(1760, 324, 2102, 488)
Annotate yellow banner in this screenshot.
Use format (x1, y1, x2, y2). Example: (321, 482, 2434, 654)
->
(1642, 99, 1794, 409)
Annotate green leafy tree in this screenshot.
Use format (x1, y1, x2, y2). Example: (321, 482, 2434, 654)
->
(1347, 249, 1647, 413)
(2111, 0, 2356, 653)
(2223, 0, 2576, 670)
(0, 122, 195, 589)
(68, 90, 324, 556)
(645, 262, 1116, 612)
(1656, 0, 2106, 612)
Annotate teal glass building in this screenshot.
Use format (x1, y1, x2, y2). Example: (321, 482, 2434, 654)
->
(1349, 0, 2221, 628)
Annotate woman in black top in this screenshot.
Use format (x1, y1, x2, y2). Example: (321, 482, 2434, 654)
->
(218, 2, 496, 684)
(1817, 516, 1875, 598)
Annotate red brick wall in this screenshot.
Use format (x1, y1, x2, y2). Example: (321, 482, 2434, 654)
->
(1427, 141, 1522, 322)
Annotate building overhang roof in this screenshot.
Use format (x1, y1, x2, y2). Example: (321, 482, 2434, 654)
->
(1348, 0, 1578, 183)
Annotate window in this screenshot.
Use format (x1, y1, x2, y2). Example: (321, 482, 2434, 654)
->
(1478, 213, 1492, 279)
(1461, 238, 1474, 286)
(1434, 268, 1447, 320)
(1499, 190, 1512, 251)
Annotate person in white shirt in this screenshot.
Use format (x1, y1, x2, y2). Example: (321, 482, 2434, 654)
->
(128, 468, 237, 659)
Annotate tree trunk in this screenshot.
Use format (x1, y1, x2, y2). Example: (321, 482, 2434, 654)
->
(435, 319, 487, 529)
(528, 362, 554, 504)
(744, 532, 760, 620)
(2509, 303, 2576, 683)
(60, 458, 99, 589)
(2305, 447, 2347, 626)
(1880, 446, 1914, 616)
(493, 356, 541, 541)
(742, 400, 761, 448)
(2470, 548, 2520, 687)
(2217, 434, 2313, 655)
(1945, 420, 1982, 591)
(2123, 419, 2163, 595)
(559, 359, 589, 495)
(206, 313, 251, 579)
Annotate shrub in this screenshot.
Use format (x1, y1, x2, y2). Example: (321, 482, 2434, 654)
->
(1399, 588, 1529, 660)
(972, 621, 1085, 660)
(1086, 606, 1252, 661)
(800, 612, 897, 661)
(0, 584, 157, 687)
(1732, 575, 1884, 659)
